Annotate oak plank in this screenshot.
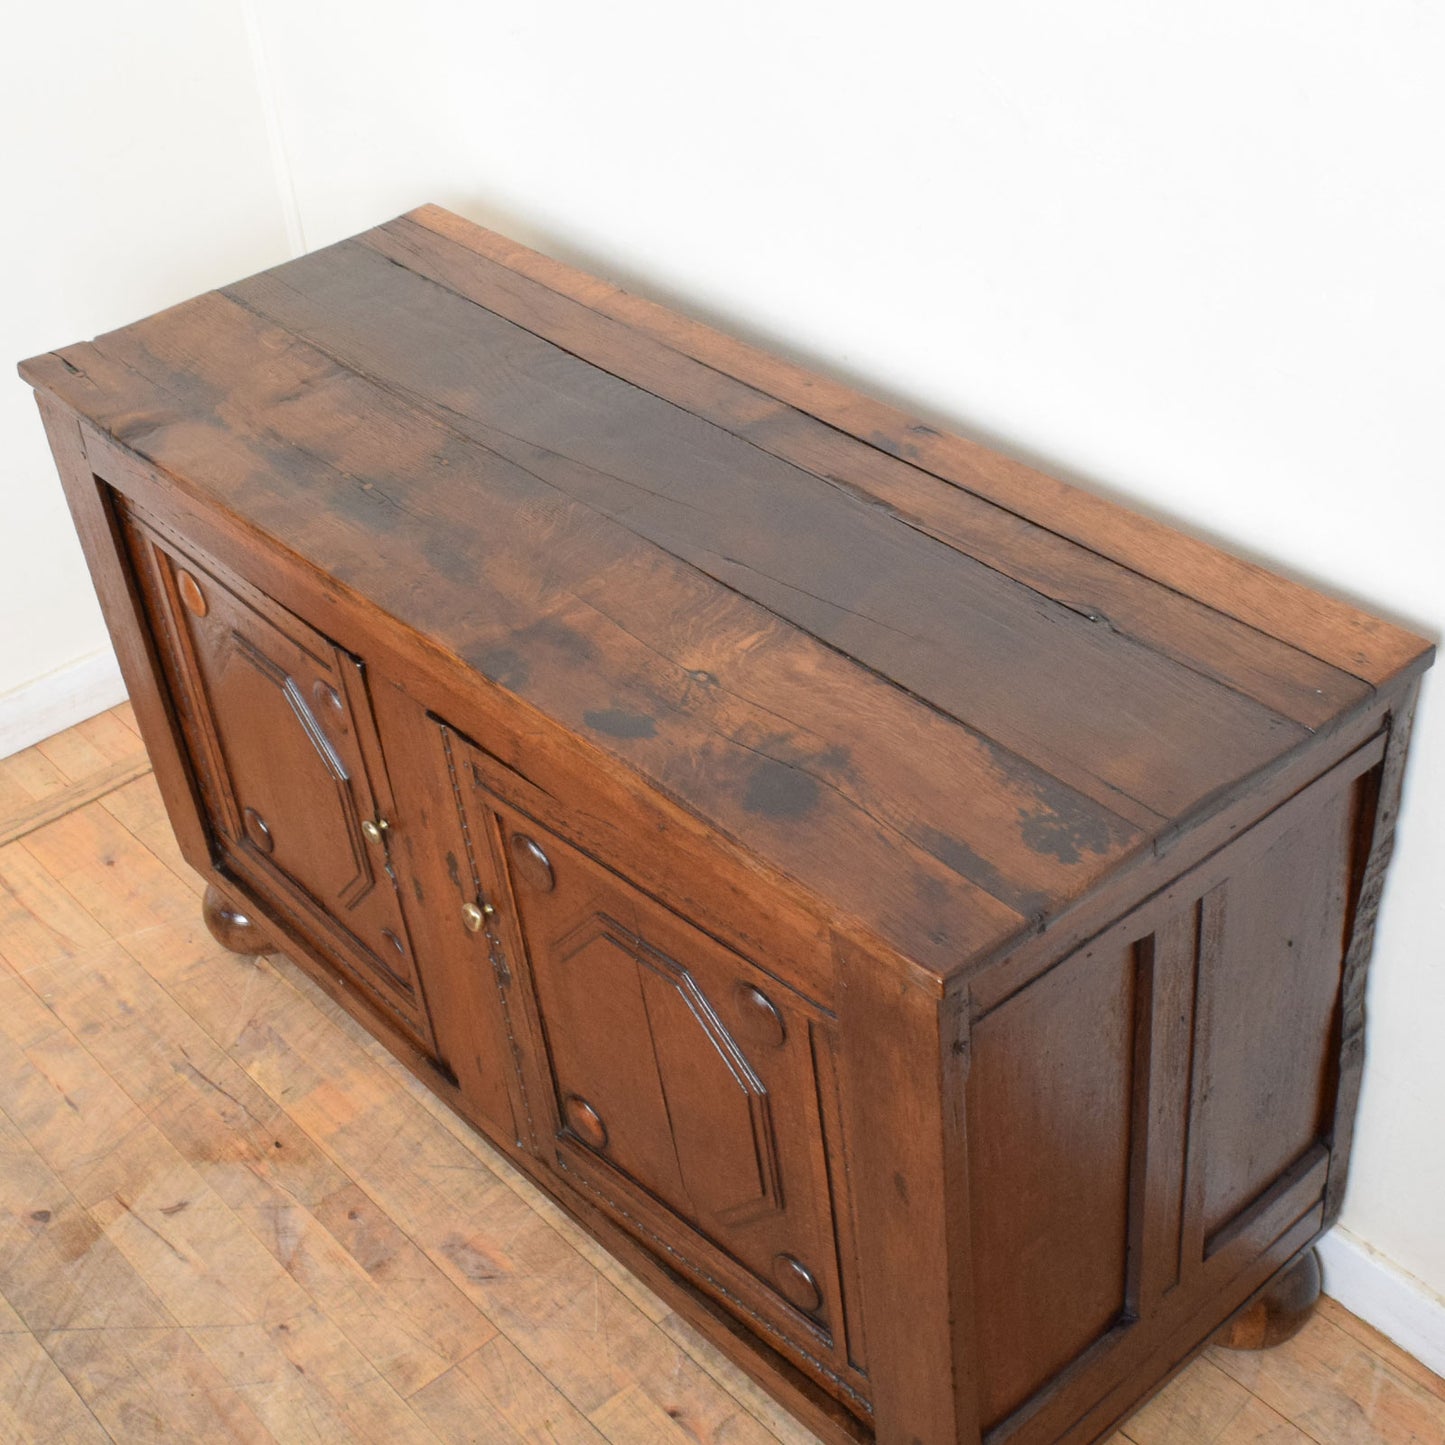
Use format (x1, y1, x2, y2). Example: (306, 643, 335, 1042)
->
(0, 743, 69, 807)
(19, 801, 204, 938)
(68, 708, 149, 768)
(0, 839, 113, 978)
(0, 757, 44, 819)
(41, 1325, 277, 1445)
(187, 1304, 448, 1445)
(33, 727, 111, 787)
(402, 204, 1431, 692)
(1120, 1354, 1312, 1443)
(0, 1108, 176, 1334)
(233, 237, 1310, 825)
(0, 950, 155, 1197)
(360, 215, 1366, 737)
(1208, 1311, 1445, 1445)
(590, 1382, 722, 1443)
(97, 771, 204, 898)
(1316, 1295, 1445, 1405)
(23, 707, 146, 802)
(409, 1334, 600, 1444)
(0, 754, 152, 848)
(0, 1328, 110, 1445)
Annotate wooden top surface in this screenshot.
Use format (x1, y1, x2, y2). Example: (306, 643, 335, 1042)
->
(20, 205, 1433, 980)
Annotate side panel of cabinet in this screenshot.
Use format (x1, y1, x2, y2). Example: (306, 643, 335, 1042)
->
(968, 932, 1142, 1428)
(1189, 794, 1357, 1246)
(969, 737, 1384, 1444)
(438, 722, 869, 1415)
(118, 503, 438, 1052)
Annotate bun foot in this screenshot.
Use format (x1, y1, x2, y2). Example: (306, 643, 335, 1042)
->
(1215, 1247, 1322, 1351)
(202, 884, 276, 957)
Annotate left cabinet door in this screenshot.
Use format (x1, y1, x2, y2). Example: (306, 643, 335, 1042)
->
(119, 504, 437, 1051)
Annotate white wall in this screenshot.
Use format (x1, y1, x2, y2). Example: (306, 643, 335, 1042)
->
(7, 0, 1443, 1367)
(0, 0, 291, 752)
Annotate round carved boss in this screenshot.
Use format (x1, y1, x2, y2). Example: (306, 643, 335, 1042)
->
(176, 568, 208, 617)
(771, 1253, 823, 1315)
(242, 807, 274, 854)
(733, 982, 786, 1048)
(509, 833, 556, 892)
(313, 680, 344, 713)
(562, 1094, 608, 1151)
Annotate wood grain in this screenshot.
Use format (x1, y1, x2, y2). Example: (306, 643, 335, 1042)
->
(397, 204, 1431, 693)
(229, 237, 1309, 825)
(0, 755, 152, 848)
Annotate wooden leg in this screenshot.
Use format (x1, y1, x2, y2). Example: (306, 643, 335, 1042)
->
(202, 883, 276, 957)
(1214, 1247, 1322, 1351)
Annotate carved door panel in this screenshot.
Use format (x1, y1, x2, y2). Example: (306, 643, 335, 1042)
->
(438, 727, 858, 1390)
(509, 817, 820, 1250)
(120, 507, 435, 1048)
(522, 899, 789, 1232)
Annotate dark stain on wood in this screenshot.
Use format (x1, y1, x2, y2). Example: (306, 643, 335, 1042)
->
(583, 707, 658, 740)
(913, 825, 1051, 924)
(419, 530, 483, 587)
(743, 758, 821, 820)
(472, 645, 531, 690)
(1017, 798, 1118, 865)
(513, 616, 598, 668)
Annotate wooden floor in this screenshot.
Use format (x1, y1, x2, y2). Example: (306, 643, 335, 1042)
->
(1, 709, 1442, 1445)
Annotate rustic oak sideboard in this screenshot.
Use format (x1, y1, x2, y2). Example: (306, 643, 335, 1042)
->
(20, 206, 1432, 1445)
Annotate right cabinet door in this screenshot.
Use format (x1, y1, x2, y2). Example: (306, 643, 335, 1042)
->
(440, 727, 865, 1408)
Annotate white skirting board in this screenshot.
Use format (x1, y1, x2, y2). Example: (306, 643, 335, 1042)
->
(0, 648, 127, 759)
(1319, 1226, 1445, 1377)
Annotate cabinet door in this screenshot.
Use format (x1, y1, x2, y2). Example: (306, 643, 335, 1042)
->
(441, 728, 863, 1402)
(121, 507, 436, 1049)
